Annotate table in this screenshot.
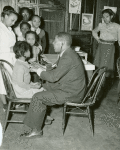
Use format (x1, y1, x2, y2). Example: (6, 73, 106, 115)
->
(42, 54, 95, 80)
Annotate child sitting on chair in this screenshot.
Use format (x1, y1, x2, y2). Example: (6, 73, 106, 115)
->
(12, 41, 54, 124)
(25, 31, 42, 63)
(17, 22, 31, 41)
(12, 41, 44, 98)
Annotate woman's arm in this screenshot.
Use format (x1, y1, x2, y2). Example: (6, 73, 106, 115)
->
(92, 23, 101, 43)
(117, 25, 120, 46)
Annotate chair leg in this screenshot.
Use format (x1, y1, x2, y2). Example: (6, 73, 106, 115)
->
(87, 106, 94, 136)
(4, 101, 12, 133)
(62, 104, 67, 135)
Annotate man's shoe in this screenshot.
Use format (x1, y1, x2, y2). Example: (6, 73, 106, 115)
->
(46, 116, 54, 121)
(20, 130, 43, 139)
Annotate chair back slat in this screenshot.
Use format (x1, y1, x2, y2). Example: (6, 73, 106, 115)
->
(81, 67, 106, 105)
(117, 57, 120, 78)
(0, 60, 16, 99)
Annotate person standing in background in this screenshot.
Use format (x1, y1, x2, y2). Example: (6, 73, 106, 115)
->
(14, 7, 33, 40)
(0, 9, 18, 111)
(92, 9, 120, 79)
(28, 15, 46, 53)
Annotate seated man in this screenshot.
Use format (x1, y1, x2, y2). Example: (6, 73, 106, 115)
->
(21, 32, 86, 138)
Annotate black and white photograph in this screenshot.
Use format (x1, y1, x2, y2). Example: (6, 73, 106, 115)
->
(0, 0, 120, 150)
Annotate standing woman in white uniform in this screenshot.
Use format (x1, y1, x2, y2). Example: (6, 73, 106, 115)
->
(0, 9, 18, 110)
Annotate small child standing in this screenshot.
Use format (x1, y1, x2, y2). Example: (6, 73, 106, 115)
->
(28, 15, 46, 53)
(18, 22, 31, 41)
(25, 31, 42, 82)
(25, 31, 42, 63)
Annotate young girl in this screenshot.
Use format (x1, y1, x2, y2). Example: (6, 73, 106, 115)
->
(17, 21, 31, 41)
(25, 31, 42, 82)
(14, 7, 33, 41)
(92, 9, 120, 78)
(12, 41, 54, 124)
(0, 9, 18, 111)
(25, 31, 42, 63)
(28, 15, 46, 53)
(12, 41, 43, 98)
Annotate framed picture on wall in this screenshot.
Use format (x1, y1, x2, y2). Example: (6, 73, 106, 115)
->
(81, 13, 93, 31)
(69, 0, 82, 14)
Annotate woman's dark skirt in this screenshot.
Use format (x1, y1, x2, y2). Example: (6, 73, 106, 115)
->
(94, 43, 115, 78)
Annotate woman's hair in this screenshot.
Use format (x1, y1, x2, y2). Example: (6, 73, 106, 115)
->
(20, 21, 31, 29)
(3, 6, 14, 11)
(13, 41, 31, 58)
(1, 9, 18, 18)
(102, 9, 115, 22)
(25, 31, 39, 46)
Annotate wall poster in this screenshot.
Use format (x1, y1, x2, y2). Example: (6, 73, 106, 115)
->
(69, 0, 82, 14)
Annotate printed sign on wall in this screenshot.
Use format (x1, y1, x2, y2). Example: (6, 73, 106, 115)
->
(69, 0, 82, 14)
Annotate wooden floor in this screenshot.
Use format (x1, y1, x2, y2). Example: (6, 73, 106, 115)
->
(0, 78, 120, 150)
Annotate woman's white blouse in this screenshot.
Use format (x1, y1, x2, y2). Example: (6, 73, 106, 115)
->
(0, 22, 16, 53)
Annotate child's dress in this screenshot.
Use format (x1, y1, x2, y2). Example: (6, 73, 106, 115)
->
(92, 22, 120, 77)
(12, 59, 44, 98)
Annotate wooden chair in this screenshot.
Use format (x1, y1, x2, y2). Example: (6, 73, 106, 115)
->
(0, 59, 31, 133)
(116, 57, 120, 104)
(62, 67, 106, 136)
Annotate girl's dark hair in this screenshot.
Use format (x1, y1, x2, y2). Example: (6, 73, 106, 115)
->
(102, 9, 115, 22)
(20, 21, 31, 29)
(13, 41, 31, 59)
(1, 9, 18, 18)
(3, 6, 14, 11)
(19, 7, 34, 21)
(25, 31, 39, 46)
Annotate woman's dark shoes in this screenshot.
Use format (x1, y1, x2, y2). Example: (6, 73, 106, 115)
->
(20, 130, 43, 139)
